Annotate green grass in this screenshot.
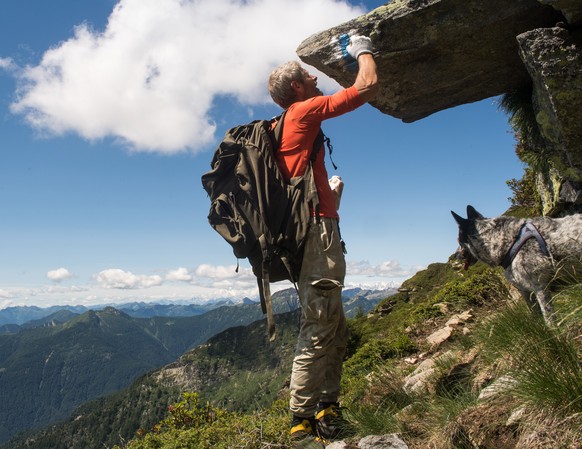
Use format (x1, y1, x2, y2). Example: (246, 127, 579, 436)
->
(475, 301, 582, 416)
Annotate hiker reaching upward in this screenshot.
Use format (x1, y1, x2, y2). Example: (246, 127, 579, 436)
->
(267, 35, 378, 444)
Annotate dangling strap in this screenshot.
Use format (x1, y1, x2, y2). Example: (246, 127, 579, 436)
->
(258, 234, 276, 342)
(323, 133, 337, 170)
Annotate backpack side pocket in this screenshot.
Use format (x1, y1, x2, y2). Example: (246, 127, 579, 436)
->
(208, 192, 257, 259)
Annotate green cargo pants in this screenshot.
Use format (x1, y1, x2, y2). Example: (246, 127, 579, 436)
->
(289, 217, 348, 417)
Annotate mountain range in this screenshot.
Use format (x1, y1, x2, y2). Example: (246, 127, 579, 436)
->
(0, 287, 393, 445)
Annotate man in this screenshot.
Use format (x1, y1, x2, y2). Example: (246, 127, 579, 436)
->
(267, 35, 378, 444)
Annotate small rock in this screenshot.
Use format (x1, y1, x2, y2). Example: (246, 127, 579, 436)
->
(403, 366, 435, 394)
(327, 442, 349, 449)
(358, 434, 409, 449)
(446, 310, 473, 327)
(426, 326, 452, 347)
(446, 316, 463, 327)
(506, 406, 526, 426)
(478, 375, 517, 400)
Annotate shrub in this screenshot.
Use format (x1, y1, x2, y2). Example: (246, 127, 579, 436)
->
(433, 267, 508, 308)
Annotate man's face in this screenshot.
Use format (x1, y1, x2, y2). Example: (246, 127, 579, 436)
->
(300, 69, 323, 99)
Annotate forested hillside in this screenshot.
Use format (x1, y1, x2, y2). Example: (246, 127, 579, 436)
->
(0, 288, 387, 446)
(0, 303, 267, 444)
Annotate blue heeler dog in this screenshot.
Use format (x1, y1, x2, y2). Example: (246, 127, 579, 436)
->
(451, 205, 582, 325)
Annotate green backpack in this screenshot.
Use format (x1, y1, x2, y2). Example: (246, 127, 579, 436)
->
(201, 112, 322, 341)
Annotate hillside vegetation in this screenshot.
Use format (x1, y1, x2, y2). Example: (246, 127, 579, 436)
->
(112, 261, 579, 449)
(7, 260, 579, 449)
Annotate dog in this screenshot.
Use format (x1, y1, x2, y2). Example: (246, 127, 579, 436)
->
(451, 205, 582, 325)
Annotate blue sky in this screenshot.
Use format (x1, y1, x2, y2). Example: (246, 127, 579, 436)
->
(0, 0, 523, 308)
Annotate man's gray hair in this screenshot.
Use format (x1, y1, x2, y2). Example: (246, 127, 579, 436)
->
(268, 61, 305, 109)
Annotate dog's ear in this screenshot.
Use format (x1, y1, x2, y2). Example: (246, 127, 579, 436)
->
(451, 211, 468, 226)
(466, 205, 484, 220)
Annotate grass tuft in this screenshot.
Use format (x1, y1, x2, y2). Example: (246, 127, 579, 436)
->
(475, 301, 582, 416)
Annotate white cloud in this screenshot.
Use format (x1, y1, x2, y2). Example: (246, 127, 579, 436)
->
(0, 57, 15, 70)
(347, 260, 425, 279)
(0, 289, 11, 299)
(165, 267, 192, 282)
(195, 263, 250, 279)
(95, 268, 163, 289)
(9, 0, 364, 154)
(47, 267, 73, 282)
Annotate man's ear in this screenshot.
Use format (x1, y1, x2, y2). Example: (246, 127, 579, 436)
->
(290, 80, 304, 100)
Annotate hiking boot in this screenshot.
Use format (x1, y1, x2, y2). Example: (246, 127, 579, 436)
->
(290, 416, 326, 448)
(315, 402, 354, 440)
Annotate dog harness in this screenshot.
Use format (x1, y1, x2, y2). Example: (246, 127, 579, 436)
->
(501, 220, 550, 269)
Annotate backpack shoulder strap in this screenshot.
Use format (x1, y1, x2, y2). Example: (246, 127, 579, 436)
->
(270, 110, 286, 150)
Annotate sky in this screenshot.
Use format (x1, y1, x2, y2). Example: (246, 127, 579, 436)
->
(0, 0, 524, 309)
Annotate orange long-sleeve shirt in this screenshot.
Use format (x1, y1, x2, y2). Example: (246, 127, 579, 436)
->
(276, 86, 364, 219)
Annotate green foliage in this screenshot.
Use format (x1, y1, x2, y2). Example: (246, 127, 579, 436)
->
(475, 301, 582, 416)
(153, 393, 230, 432)
(505, 166, 542, 217)
(206, 369, 290, 411)
(116, 397, 291, 449)
(497, 87, 548, 215)
(498, 86, 547, 168)
(344, 334, 415, 377)
(432, 267, 509, 308)
(344, 364, 411, 436)
(405, 388, 480, 449)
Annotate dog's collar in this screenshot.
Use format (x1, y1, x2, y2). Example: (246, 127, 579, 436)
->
(501, 219, 550, 269)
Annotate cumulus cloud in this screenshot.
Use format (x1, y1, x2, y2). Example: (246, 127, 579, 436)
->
(347, 260, 425, 279)
(47, 267, 73, 282)
(165, 267, 192, 282)
(10, 0, 364, 153)
(95, 268, 163, 289)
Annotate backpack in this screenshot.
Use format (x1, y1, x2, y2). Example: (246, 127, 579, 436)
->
(201, 111, 323, 341)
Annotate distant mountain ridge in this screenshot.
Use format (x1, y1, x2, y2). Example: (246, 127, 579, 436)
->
(0, 300, 234, 327)
(0, 287, 395, 332)
(0, 287, 393, 445)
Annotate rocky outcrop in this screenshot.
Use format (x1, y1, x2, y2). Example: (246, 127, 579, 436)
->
(517, 27, 582, 214)
(297, 0, 582, 215)
(296, 0, 560, 122)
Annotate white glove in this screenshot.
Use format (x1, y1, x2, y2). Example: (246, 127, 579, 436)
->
(347, 35, 374, 60)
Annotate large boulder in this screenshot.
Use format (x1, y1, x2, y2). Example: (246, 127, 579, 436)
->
(297, 0, 561, 122)
(538, 0, 582, 25)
